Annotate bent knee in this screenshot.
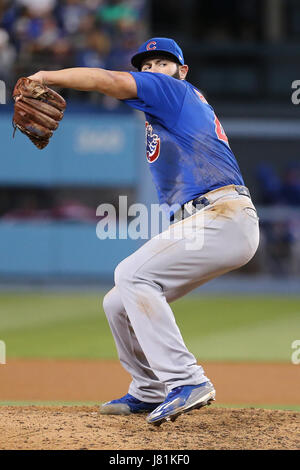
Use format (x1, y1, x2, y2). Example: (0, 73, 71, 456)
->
(102, 287, 124, 317)
(114, 257, 136, 287)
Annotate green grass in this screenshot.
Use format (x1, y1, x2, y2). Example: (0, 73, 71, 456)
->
(0, 292, 299, 362)
(0, 401, 299, 411)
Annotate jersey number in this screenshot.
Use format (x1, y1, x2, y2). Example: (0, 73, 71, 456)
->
(214, 115, 229, 146)
(194, 89, 230, 147)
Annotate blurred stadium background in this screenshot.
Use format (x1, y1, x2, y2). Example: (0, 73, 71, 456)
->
(0, 0, 299, 404)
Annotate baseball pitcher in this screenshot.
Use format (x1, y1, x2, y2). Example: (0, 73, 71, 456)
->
(26, 37, 260, 426)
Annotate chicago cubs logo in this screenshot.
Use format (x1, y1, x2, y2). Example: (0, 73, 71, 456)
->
(145, 121, 160, 163)
(146, 41, 157, 51)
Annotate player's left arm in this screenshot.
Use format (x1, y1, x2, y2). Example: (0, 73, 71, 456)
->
(27, 68, 137, 100)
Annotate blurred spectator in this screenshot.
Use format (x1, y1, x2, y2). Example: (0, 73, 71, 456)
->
(290, 219, 300, 276)
(13, 6, 60, 53)
(254, 161, 300, 276)
(256, 162, 300, 207)
(16, 0, 56, 17)
(76, 28, 110, 68)
(0, 27, 16, 82)
(0, 0, 147, 103)
(261, 220, 296, 277)
(256, 163, 282, 205)
(51, 37, 73, 69)
(97, 0, 138, 26)
(282, 162, 300, 206)
(106, 29, 138, 71)
(57, 0, 88, 35)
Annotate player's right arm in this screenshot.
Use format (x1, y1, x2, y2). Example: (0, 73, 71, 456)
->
(27, 68, 138, 100)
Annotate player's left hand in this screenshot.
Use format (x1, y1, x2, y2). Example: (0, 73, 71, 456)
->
(12, 77, 66, 149)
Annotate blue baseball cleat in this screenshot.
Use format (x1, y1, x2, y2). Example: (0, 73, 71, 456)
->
(146, 381, 216, 426)
(100, 393, 163, 415)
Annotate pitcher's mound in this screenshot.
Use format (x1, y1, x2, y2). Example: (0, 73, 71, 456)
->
(0, 406, 299, 450)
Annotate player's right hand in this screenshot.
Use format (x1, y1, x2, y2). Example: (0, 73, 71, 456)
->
(27, 71, 46, 85)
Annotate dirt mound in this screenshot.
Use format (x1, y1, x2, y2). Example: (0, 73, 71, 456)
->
(0, 406, 299, 450)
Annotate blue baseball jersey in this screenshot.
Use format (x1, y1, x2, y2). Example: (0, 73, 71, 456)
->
(124, 72, 244, 208)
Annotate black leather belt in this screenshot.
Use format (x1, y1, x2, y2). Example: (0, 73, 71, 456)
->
(171, 185, 251, 222)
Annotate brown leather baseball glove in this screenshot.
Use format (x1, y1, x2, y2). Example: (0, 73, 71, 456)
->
(12, 77, 66, 149)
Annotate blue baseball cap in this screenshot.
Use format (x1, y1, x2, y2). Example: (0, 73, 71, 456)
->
(131, 37, 185, 70)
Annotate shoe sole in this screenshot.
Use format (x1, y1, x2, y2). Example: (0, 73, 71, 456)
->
(147, 390, 216, 426)
(100, 403, 132, 415)
(100, 403, 160, 415)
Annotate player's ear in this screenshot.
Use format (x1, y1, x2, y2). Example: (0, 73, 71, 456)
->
(179, 65, 188, 80)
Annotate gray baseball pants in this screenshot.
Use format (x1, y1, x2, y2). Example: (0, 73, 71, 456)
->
(102, 185, 260, 402)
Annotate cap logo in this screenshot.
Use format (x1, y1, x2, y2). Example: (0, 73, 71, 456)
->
(146, 41, 157, 50)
